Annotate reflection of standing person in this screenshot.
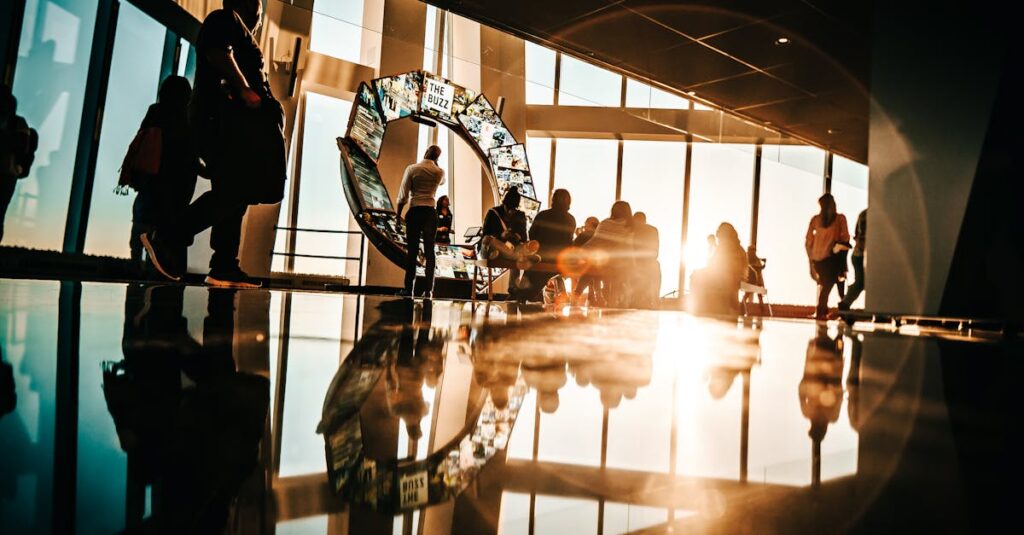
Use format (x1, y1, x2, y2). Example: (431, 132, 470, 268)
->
(839, 208, 867, 310)
(799, 324, 845, 487)
(397, 145, 446, 297)
(521, 189, 576, 302)
(805, 194, 850, 320)
(632, 212, 661, 308)
(128, 76, 198, 264)
(435, 195, 453, 245)
(142, 0, 284, 288)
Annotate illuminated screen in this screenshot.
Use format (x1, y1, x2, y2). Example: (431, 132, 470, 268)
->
(374, 71, 423, 122)
(345, 140, 393, 211)
(519, 197, 541, 223)
(369, 212, 406, 245)
(420, 73, 478, 125)
(458, 96, 516, 152)
(350, 83, 385, 160)
(489, 144, 529, 171)
(426, 244, 476, 279)
(496, 168, 537, 200)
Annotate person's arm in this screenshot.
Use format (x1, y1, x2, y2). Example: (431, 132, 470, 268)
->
(205, 48, 260, 108)
(805, 217, 816, 258)
(396, 167, 412, 218)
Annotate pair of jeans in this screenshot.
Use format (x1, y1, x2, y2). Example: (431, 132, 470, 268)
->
(163, 184, 247, 272)
(840, 254, 865, 308)
(404, 206, 437, 293)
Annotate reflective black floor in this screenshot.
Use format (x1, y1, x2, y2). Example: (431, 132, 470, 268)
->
(1, 278, 1021, 534)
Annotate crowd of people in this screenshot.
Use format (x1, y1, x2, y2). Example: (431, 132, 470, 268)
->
(397, 155, 867, 318)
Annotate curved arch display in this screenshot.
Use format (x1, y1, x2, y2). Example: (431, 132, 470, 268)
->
(337, 70, 541, 281)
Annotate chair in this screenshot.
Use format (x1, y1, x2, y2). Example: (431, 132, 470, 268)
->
(741, 256, 773, 317)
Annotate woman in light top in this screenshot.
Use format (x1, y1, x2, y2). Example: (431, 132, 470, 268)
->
(805, 194, 850, 320)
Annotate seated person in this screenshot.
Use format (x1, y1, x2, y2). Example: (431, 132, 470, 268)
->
(581, 201, 634, 308)
(690, 222, 747, 315)
(521, 189, 576, 302)
(480, 189, 539, 268)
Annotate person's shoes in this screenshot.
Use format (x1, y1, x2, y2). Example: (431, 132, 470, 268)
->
(205, 267, 262, 289)
(139, 231, 182, 282)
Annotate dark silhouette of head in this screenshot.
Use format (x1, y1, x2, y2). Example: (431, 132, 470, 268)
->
(716, 222, 740, 247)
(634, 212, 647, 225)
(224, 0, 263, 32)
(424, 145, 442, 162)
(610, 200, 632, 222)
(584, 216, 600, 230)
(158, 75, 192, 109)
(551, 189, 571, 212)
(436, 195, 449, 210)
(818, 193, 837, 225)
(502, 188, 521, 210)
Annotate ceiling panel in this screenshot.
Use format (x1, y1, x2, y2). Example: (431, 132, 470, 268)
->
(423, 0, 871, 162)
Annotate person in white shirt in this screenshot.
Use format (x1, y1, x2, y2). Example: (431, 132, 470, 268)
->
(396, 145, 446, 297)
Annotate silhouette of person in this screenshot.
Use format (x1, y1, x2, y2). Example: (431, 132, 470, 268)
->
(128, 76, 199, 265)
(798, 324, 845, 486)
(632, 211, 661, 308)
(0, 85, 36, 244)
(839, 208, 867, 310)
(521, 189, 576, 302)
(106, 285, 269, 532)
(142, 0, 285, 288)
(691, 222, 747, 315)
(435, 195, 453, 245)
(805, 194, 851, 319)
(397, 145, 446, 297)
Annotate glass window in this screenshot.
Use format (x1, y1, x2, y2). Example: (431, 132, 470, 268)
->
(551, 138, 618, 225)
(684, 143, 755, 289)
(557, 55, 621, 107)
(525, 42, 556, 105)
(620, 140, 686, 296)
(291, 92, 356, 277)
(534, 496, 599, 534)
(831, 155, 868, 308)
(310, 0, 381, 68)
(524, 135, 551, 207)
(625, 78, 689, 109)
(757, 145, 826, 305)
(84, 3, 165, 258)
(6, 0, 99, 250)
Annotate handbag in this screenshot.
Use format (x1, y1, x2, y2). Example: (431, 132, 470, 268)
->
(116, 126, 163, 195)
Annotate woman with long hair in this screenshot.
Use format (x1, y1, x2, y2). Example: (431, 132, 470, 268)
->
(435, 195, 453, 245)
(805, 194, 850, 319)
(691, 222, 747, 315)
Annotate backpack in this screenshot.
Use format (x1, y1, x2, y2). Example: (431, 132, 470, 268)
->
(2, 115, 36, 179)
(116, 126, 162, 195)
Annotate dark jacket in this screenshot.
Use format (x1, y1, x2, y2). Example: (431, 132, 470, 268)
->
(483, 206, 528, 244)
(529, 208, 576, 262)
(132, 103, 199, 225)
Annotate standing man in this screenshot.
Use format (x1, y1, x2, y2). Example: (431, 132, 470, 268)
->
(632, 212, 661, 308)
(143, 0, 285, 288)
(521, 189, 576, 302)
(839, 208, 867, 310)
(397, 145, 446, 298)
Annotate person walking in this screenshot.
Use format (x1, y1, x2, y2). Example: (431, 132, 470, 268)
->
(521, 189, 576, 302)
(142, 0, 286, 288)
(397, 145, 446, 298)
(127, 76, 198, 265)
(805, 194, 851, 320)
(839, 208, 867, 310)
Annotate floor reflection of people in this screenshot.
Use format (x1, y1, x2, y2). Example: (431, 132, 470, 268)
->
(799, 324, 845, 488)
(388, 300, 445, 450)
(106, 285, 269, 532)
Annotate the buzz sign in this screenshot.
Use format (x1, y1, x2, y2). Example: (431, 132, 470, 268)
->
(423, 78, 455, 117)
(398, 470, 429, 508)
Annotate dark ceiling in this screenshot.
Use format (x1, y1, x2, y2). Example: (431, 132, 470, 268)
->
(423, 0, 872, 163)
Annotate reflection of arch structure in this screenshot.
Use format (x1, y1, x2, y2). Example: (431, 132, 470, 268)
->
(337, 70, 541, 281)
